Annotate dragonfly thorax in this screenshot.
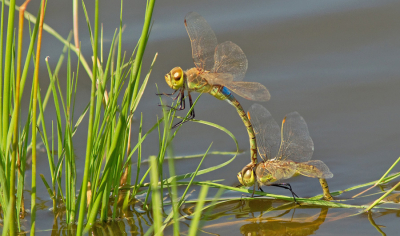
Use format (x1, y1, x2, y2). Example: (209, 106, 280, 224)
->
(256, 163, 277, 185)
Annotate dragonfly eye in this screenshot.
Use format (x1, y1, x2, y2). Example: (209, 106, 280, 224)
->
(171, 67, 183, 81)
(165, 67, 185, 89)
(173, 72, 181, 80)
(243, 169, 252, 179)
(237, 172, 245, 186)
(239, 168, 255, 187)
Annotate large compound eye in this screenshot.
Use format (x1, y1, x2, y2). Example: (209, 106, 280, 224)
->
(237, 172, 244, 186)
(243, 169, 253, 182)
(171, 67, 183, 81)
(165, 67, 184, 90)
(239, 166, 255, 187)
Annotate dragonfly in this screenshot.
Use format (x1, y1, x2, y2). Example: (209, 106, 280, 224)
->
(237, 104, 333, 201)
(160, 12, 270, 165)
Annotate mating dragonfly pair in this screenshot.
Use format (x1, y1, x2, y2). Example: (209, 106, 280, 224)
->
(158, 12, 333, 201)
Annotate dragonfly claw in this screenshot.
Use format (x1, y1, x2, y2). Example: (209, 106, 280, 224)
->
(270, 183, 300, 205)
(171, 116, 193, 129)
(158, 103, 178, 110)
(155, 90, 179, 98)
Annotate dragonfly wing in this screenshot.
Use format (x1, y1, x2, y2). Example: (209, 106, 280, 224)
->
(248, 104, 280, 161)
(277, 112, 314, 162)
(225, 81, 270, 101)
(296, 160, 333, 179)
(212, 41, 248, 81)
(265, 161, 297, 181)
(201, 73, 234, 86)
(202, 74, 271, 102)
(185, 12, 218, 71)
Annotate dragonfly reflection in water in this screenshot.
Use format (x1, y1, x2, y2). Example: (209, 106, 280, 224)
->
(237, 104, 333, 201)
(159, 12, 270, 166)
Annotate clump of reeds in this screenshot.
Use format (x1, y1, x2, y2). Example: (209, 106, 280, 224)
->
(2, 0, 400, 235)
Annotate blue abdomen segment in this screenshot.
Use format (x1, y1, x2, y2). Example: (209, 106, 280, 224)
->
(221, 86, 236, 103)
(209, 85, 235, 101)
(221, 86, 231, 97)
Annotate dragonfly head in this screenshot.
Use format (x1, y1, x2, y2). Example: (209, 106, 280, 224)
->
(165, 67, 185, 90)
(237, 163, 256, 187)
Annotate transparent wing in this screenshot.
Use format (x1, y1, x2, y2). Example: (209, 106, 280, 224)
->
(201, 74, 270, 101)
(248, 104, 280, 161)
(185, 12, 218, 71)
(296, 160, 333, 179)
(225, 81, 270, 101)
(201, 73, 234, 86)
(265, 161, 297, 181)
(211, 41, 248, 81)
(277, 112, 314, 162)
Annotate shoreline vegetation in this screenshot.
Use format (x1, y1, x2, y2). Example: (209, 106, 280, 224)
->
(0, 0, 399, 235)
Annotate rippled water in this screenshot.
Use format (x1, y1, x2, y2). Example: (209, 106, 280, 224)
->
(12, 0, 400, 235)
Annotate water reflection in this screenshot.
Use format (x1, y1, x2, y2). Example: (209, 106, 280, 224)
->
(196, 199, 329, 236)
(39, 195, 400, 235)
(239, 207, 328, 236)
(368, 211, 386, 236)
(47, 194, 150, 235)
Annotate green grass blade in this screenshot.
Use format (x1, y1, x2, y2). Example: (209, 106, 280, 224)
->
(39, 174, 54, 199)
(77, 0, 99, 232)
(365, 180, 400, 211)
(1, 0, 16, 147)
(80, 0, 94, 49)
(130, 53, 157, 113)
(0, 0, 5, 136)
(3, 0, 92, 78)
(150, 156, 163, 236)
(353, 157, 400, 198)
(188, 185, 209, 236)
(30, 0, 47, 233)
(178, 143, 213, 207)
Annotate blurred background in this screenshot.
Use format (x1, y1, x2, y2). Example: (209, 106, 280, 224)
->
(8, 0, 400, 234)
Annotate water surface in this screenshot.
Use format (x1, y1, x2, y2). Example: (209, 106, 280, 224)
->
(13, 0, 400, 235)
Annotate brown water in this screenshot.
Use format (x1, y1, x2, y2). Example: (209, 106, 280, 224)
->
(11, 0, 400, 235)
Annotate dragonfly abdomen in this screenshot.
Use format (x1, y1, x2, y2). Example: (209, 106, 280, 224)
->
(208, 85, 233, 101)
(211, 86, 259, 165)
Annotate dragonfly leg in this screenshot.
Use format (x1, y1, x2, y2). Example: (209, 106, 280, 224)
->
(178, 89, 187, 110)
(158, 89, 186, 111)
(155, 89, 179, 98)
(172, 91, 196, 129)
(251, 180, 261, 197)
(251, 185, 256, 197)
(186, 92, 195, 119)
(270, 183, 300, 205)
